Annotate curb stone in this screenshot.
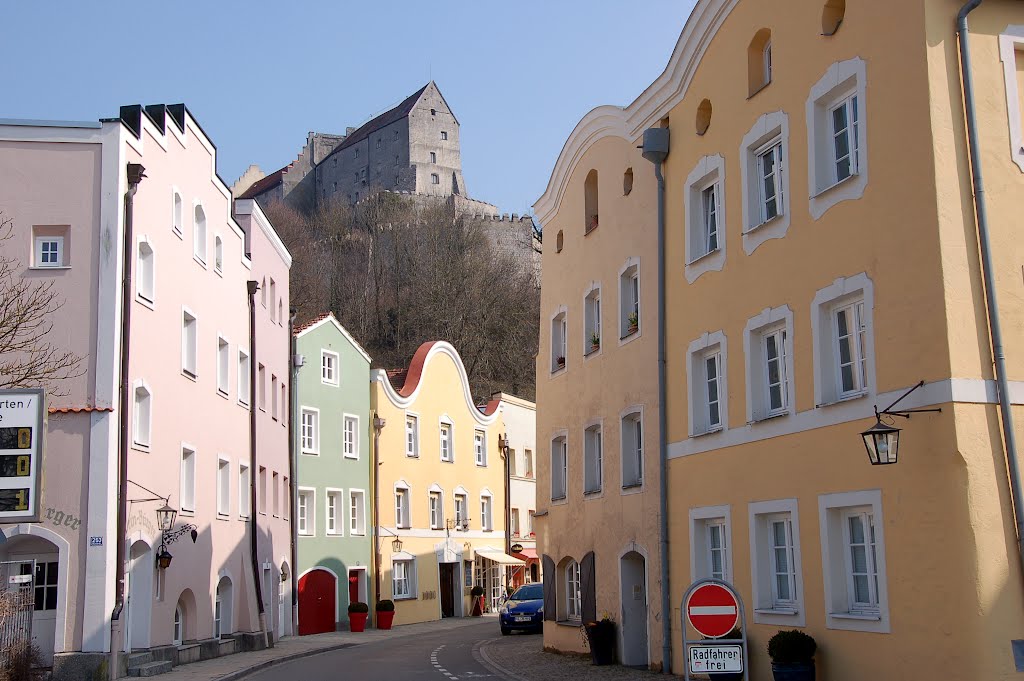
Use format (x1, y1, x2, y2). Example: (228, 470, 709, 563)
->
(474, 637, 531, 681)
(212, 643, 356, 681)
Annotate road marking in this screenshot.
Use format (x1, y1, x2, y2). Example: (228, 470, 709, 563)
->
(431, 644, 459, 680)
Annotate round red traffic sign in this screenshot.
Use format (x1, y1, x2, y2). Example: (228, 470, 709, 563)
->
(686, 583, 739, 638)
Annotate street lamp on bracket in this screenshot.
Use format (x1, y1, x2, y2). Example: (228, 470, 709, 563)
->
(860, 380, 941, 465)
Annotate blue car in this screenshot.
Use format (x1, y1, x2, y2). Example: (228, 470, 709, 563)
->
(499, 583, 544, 635)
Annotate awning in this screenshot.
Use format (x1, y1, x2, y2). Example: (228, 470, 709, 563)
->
(476, 549, 525, 566)
(513, 548, 538, 561)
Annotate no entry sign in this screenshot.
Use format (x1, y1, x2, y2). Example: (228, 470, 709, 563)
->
(686, 583, 739, 638)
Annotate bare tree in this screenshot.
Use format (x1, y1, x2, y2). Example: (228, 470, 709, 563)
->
(0, 213, 84, 396)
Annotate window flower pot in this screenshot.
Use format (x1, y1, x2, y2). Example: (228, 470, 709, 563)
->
(628, 323, 638, 335)
(349, 612, 368, 632)
(583, 619, 616, 666)
(556, 357, 565, 368)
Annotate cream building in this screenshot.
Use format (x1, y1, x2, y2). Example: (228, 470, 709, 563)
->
(371, 342, 521, 624)
(536, 1, 1024, 679)
(492, 393, 539, 586)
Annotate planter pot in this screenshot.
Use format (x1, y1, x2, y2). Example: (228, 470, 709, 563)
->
(583, 620, 616, 666)
(628, 324, 638, 335)
(376, 610, 395, 630)
(771, 661, 815, 681)
(471, 596, 483, 616)
(349, 612, 368, 632)
(590, 344, 600, 353)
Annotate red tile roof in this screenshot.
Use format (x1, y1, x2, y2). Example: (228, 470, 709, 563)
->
(292, 311, 333, 335)
(48, 406, 114, 414)
(383, 341, 499, 416)
(237, 166, 286, 200)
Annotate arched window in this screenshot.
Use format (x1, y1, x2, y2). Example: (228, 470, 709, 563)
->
(555, 230, 564, 253)
(193, 204, 207, 264)
(172, 192, 183, 235)
(748, 29, 773, 96)
(173, 604, 184, 645)
(623, 168, 634, 196)
(584, 170, 599, 233)
(696, 99, 713, 135)
(214, 235, 223, 273)
(822, 0, 845, 35)
(137, 239, 155, 303)
(557, 558, 581, 622)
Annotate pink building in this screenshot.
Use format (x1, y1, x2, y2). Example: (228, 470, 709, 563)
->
(0, 105, 293, 679)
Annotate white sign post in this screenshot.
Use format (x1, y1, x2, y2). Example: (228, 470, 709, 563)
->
(0, 389, 45, 522)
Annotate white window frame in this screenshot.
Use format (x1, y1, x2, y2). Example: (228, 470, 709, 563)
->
(405, 413, 420, 457)
(238, 464, 250, 518)
(749, 499, 805, 626)
(430, 151, 437, 163)
(618, 258, 641, 344)
(181, 307, 198, 379)
(474, 429, 487, 466)
(818, 489, 889, 632)
(216, 335, 230, 397)
(180, 445, 196, 514)
(343, 414, 360, 459)
(395, 483, 411, 529)
(744, 305, 796, 424)
(392, 558, 415, 599)
(687, 331, 728, 436)
(550, 431, 568, 502)
(620, 406, 643, 491)
(297, 488, 314, 536)
(564, 560, 581, 622)
(763, 40, 772, 85)
(454, 493, 467, 529)
(132, 379, 152, 451)
(439, 418, 454, 462)
(136, 236, 156, 306)
(193, 201, 208, 266)
(430, 173, 440, 185)
(684, 154, 727, 283)
(172, 189, 183, 237)
(349, 489, 366, 536)
(325, 488, 343, 536)
(301, 407, 320, 455)
(806, 58, 868, 219)
(583, 421, 603, 495)
(740, 111, 791, 254)
(321, 350, 340, 386)
(811, 273, 875, 407)
(582, 283, 602, 357)
(550, 306, 568, 374)
(217, 457, 231, 518)
(998, 27, 1024, 173)
(480, 492, 493, 531)
(34, 235, 64, 268)
(689, 505, 731, 583)
(214, 234, 224, 274)
(429, 489, 443, 530)
(237, 350, 251, 407)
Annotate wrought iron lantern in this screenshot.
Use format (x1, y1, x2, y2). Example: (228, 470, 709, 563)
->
(392, 537, 403, 553)
(156, 502, 177, 532)
(157, 548, 173, 570)
(859, 381, 940, 466)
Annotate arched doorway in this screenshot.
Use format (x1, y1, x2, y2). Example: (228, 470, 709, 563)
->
(298, 568, 336, 635)
(126, 540, 153, 650)
(173, 589, 197, 646)
(0, 531, 62, 665)
(215, 576, 233, 639)
(620, 551, 648, 668)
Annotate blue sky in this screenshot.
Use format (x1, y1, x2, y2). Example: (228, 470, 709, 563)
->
(1, 1, 694, 218)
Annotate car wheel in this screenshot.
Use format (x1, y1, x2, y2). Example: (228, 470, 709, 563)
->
(501, 626, 511, 636)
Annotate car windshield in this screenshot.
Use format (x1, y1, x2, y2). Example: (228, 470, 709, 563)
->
(511, 584, 543, 601)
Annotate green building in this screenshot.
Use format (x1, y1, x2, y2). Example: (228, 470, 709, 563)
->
(294, 313, 373, 634)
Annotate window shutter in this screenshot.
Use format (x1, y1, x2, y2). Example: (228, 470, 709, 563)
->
(542, 555, 556, 621)
(580, 551, 596, 624)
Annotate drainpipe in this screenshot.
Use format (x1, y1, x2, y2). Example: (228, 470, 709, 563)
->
(642, 126, 671, 674)
(957, 0, 1024, 580)
(109, 162, 145, 681)
(372, 414, 386, 617)
(288, 308, 299, 636)
(247, 280, 269, 648)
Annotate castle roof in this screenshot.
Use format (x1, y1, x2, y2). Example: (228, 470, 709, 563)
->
(238, 165, 286, 199)
(324, 83, 431, 162)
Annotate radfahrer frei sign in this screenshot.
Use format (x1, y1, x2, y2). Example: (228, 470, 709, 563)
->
(682, 579, 749, 681)
(0, 389, 45, 522)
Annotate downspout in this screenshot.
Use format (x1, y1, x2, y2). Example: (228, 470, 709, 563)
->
(288, 308, 299, 636)
(372, 414, 386, 617)
(247, 280, 269, 648)
(957, 0, 1024, 578)
(642, 126, 671, 674)
(109, 162, 145, 681)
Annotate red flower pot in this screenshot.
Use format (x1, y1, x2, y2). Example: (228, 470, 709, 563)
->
(376, 610, 395, 630)
(349, 612, 368, 632)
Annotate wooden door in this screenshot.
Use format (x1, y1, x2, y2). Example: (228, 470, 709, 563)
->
(439, 564, 455, 618)
(298, 569, 336, 635)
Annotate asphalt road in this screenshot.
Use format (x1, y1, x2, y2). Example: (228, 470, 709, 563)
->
(245, 619, 516, 681)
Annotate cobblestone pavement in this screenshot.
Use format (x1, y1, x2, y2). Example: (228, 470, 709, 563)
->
(477, 630, 660, 681)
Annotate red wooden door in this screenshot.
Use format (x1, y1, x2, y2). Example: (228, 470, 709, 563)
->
(298, 569, 336, 635)
(348, 571, 359, 604)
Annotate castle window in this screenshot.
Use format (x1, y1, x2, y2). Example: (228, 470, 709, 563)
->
(441, 131, 448, 141)
(430, 152, 437, 163)
(431, 108, 437, 116)
(584, 170, 598, 234)
(376, 138, 381, 149)
(355, 148, 359, 157)
(431, 173, 440, 185)
(748, 29, 773, 97)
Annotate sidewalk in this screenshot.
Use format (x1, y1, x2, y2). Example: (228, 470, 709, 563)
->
(154, 616, 495, 681)
(478, 632, 659, 681)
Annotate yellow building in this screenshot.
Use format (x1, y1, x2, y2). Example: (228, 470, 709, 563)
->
(371, 341, 520, 625)
(536, 1, 1024, 679)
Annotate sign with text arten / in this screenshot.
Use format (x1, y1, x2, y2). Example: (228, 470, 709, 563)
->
(0, 389, 45, 521)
